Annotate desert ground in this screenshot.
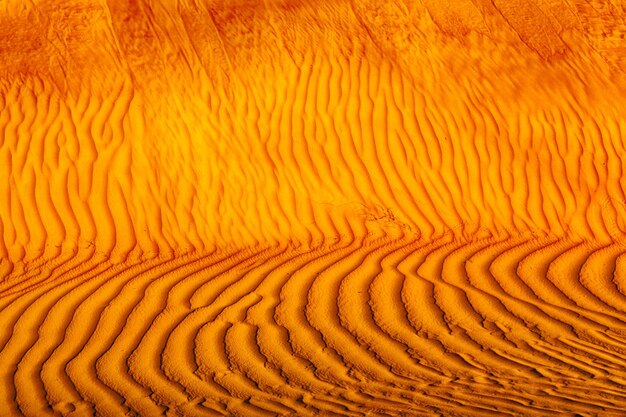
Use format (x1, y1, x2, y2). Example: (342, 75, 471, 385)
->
(0, 0, 626, 416)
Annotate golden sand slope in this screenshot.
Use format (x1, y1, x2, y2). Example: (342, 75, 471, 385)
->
(1, 0, 626, 416)
(3, 236, 626, 416)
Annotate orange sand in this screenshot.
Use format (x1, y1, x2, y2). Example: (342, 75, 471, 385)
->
(0, 0, 626, 416)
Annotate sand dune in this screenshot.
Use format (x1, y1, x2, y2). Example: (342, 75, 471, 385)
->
(0, 0, 626, 415)
(2, 237, 626, 415)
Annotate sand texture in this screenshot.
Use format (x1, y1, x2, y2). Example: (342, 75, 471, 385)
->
(1, 0, 626, 416)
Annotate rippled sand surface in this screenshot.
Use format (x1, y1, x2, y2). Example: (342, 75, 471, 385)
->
(1, 1, 626, 416)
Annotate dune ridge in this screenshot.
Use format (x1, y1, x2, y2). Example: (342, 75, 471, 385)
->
(0, 0, 625, 269)
(0, 0, 626, 415)
(0, 236, 626, 415)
